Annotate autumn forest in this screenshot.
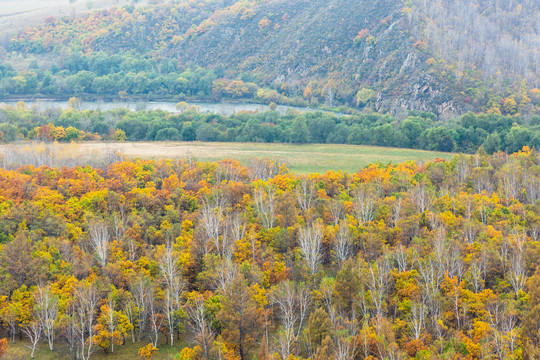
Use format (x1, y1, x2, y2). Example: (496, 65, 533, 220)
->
(0, 0, 539, 359)
(0, 149, 538, 360)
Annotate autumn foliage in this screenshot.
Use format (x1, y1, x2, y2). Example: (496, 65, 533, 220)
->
(0, 338, 8, 357)
(0, 148, 539, 359)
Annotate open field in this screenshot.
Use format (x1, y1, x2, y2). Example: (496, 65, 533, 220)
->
(67, 141, 455, 173)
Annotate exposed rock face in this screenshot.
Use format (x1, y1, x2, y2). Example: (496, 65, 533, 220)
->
(167, 0, 469, 114)
(383, 75, 462, 116)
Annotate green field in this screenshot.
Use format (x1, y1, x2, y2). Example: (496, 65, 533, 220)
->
(74, 141, 455, 173)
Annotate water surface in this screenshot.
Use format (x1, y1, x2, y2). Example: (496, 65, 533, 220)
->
(0, 99, 328, 117)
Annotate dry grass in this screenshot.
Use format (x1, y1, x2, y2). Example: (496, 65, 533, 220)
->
(72, 141, 455, 173)
(0, 141, 455, 173)
(5, 337, 185, 360)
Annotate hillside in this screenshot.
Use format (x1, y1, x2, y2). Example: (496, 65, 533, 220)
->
(1, 147, 540, 359)
(0, 0, 149, 40)
(4, 0, 540, 116)
(167, 0, 459, 115)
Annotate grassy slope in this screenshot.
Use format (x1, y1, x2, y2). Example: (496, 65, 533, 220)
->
(74, 141, 455, 173)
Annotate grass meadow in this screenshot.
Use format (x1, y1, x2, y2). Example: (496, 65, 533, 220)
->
(71, 141, 455, 173)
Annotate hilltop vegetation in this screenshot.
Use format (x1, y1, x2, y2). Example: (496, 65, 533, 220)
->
(0, 148, 540, 359)
(3, 0, 539, 116)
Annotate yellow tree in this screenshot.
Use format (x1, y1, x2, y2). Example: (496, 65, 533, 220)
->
(258, 17, 271, 31)
(0, 338, 7, 357)
(138, 343, 158, 359)
(93, 299, 133, 354)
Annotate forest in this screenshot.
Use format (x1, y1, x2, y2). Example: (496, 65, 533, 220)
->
(0, 148, 539, 359)
(0, 56, 283, 106)
(0, 102, 539, 154)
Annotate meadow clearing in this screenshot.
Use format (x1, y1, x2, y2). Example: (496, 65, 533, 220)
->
(69, 141, 456, 173)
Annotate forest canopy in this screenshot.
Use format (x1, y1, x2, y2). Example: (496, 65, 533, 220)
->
(0, 147, 539, 359)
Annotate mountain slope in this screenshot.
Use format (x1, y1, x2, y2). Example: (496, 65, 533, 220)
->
(168, 0, 457, 114)
(6, 0, 540, 116)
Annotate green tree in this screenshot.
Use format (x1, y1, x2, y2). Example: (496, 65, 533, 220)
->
(181, 122, 196, 141)
(217, 274, 261, 360)
(155, 128, 180, 141)
(0, 123, 20, 141)
(399, 117, 430, 148)
(506, 126, 532, 153)
(196, 124, 220, 142)
(334, 260, 360, 314)
(117, 118, 148, 140)
(308, 116, 335, 143)
(420, 126, 456, 152)
(289, 118, 309, 144)
(482, 132, 502, 154)
(307, 307, 332, 348)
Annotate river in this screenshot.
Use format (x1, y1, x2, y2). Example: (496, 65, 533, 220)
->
(0, 99, 337, 117)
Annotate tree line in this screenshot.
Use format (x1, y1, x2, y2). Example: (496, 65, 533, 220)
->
(0, 53, 301, 107)
(0, 102, 539, 154)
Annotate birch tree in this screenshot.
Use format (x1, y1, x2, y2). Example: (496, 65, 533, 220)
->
(298, 222, 324, 274)
(187, 297, 214, 360)
(254, 184, 277, 229)
(22, 319, 42, 359)
(334, 221, 352, 265)
(199, 192, 225, 256)
(74, 282, 99, 360)
(409, 182, 433, 213)
(147, 288, 164, 347)
(295, 178, 316, 214)
(271, 281, 311, 359)
(361, 258, 390, 330)
(158, 245, 185, 346)
(35, 285, 58, 351)
(353, 186, 377, 224)
(328, 198, 344, 226)
(88, 221, 110, 267)
(408, 302, 427, 341)
(130, 276, 153, 341)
